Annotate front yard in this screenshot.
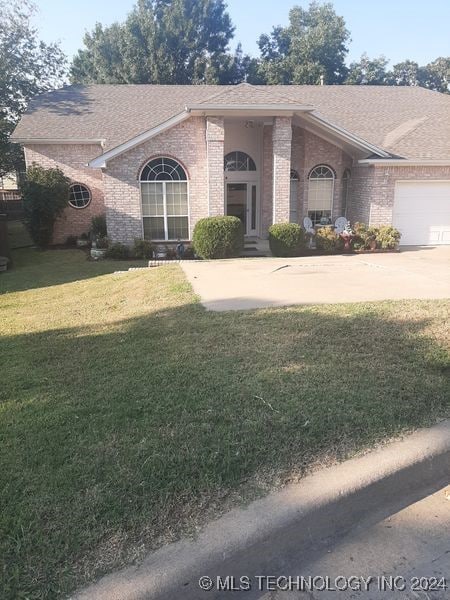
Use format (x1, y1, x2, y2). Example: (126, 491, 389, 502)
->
(1, 249, 449, 599)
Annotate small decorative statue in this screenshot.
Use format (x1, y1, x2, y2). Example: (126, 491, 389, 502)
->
(176, 240, 185, 259)
(339, 221, 354, 252)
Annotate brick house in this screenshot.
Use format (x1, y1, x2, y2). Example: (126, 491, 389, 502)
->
(11, 83, 450, 246)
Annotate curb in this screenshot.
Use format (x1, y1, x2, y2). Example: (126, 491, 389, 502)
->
(73, 420, 450, 600)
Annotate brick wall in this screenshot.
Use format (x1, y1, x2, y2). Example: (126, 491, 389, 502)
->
(261, 125, 273, 237)
(349, 164, 450, 225)
(300, 130, 352, 220)
(105, 117, 208, 245)
(23, 144, 105, 244)
(206, 117, 225, 217)
(272, 117, 292, 224)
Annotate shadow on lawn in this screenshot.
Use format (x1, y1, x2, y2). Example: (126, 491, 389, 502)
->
(0, 248, 148, 294)
(1, 302, 449, 599)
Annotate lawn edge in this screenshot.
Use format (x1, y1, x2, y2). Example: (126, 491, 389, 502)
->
(73, 419, 450, 600)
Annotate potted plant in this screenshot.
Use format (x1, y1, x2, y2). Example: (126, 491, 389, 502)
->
(0, 256, 9, 272)
(76, 232, 90, 248)
(90, 236, 108, 259)
(339, 222, 354, 252)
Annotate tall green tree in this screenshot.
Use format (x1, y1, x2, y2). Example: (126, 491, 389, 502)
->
(71, 0, 242, 84)
(346, 53, 389, 85)
(421, 57, 450, 93)
(0, 0, 66, 177)
(254, 2, 350, 84)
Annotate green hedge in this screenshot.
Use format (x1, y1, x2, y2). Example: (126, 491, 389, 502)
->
(268, 223, 305, 257)
(192, 216, 244, 259)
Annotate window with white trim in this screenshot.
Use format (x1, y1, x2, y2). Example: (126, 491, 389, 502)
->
(308, 165, 334, 225)
(69, 183, 91, 209)
(342, 169, 351, 217)
(224, 151, 256, 172)
(140, 157, 189, 240)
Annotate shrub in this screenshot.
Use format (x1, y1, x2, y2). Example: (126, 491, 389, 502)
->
(375, 225, 401, 249)
(21, 165, 70, 248)
(95, 236, 109, 249)
(268, 223, 305, 257)
(192, 216, 244, 259)
(105, 242, 130, 259)
(65, 235, 77, 247)
(91, 214, 107, 238)
(352, 222, 377, 250)
(133, 239, 154, 259)
(315, 226, 344, 253)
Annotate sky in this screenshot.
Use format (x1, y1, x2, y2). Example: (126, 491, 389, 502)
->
(33, 0, 450, 66)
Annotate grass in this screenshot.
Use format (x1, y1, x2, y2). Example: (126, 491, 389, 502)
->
(1, 248, 449, 599)
(7, 220, 33, 250)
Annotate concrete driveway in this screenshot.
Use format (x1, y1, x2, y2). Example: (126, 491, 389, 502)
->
(181, 246, 450, 311)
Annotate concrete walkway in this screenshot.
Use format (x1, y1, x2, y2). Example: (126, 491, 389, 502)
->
(181, 247, 450, 311)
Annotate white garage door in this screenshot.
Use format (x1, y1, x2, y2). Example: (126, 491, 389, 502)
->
(393, 182, 450, 245)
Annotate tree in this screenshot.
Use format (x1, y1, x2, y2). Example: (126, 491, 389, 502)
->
(421, 57, 450, 93)
(346, 53, 389, 85)
(71, 0, 242, 85)
(255, 2, 350, 84)
(0, 0, 66, 177)
(387, 60, 421, 87)
(21, 165, 70, 248)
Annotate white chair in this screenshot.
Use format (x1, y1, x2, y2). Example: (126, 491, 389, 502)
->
(334, 216, 348, 234)
(303, 216, 316, 248)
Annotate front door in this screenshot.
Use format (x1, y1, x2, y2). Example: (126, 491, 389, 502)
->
(226, 182, 258, 236)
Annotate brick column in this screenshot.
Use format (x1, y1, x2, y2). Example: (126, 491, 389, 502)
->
(272, 116, 292, 224)
(206, 117, 225, 217)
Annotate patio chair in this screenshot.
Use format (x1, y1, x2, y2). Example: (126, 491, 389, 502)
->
(303, 216, 316, 248)
(334, 216, 348, 234)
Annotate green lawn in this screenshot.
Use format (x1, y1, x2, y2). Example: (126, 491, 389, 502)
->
(1, 249, 449, 599)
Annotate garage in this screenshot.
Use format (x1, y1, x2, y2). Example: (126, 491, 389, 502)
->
(393, 182, 450, 245)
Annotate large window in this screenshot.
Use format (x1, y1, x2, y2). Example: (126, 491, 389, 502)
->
(342, 169, 351, 217)
(307, 165, 334, 225)
(224, 151, 256, 172)
(140, 157, 189, 240)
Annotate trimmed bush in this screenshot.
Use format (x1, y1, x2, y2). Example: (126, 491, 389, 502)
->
(91, 214, 107, 238)
(192, 216, 244, 259)
(268, 223, 305, 257)
(315, 226, 344, 253)
(21, 165, 70, 248)
(133, 239, 154, 259)
(375, 225, 401, 249)
(105, 242, 130, 259)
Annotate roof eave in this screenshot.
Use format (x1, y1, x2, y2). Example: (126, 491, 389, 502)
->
(358, 158, 450, 166)
(88, 111, 190, 168)
(186, 103, 314, 113)
(11, 137, 106, 146)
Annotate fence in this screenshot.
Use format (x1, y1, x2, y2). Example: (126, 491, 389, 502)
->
(0, 190, 23, 220)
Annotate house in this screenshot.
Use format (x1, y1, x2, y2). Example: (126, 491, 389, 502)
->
(11, 83, 450, 247)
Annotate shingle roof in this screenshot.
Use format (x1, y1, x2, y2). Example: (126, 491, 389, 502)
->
(11, 83, 450, 160)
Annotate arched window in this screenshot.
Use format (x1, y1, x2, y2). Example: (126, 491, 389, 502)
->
(308, 165, 335, 225)
(342, 169, 351, 217)
(224, 151, 256, 172)
(68, 183, 91, 209)
(140, 157, 189, 240)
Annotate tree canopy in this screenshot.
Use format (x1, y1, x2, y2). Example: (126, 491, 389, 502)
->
(71, 0, 242, 84)
(254, 2, 350, 84)
(0, 0, 66, 176)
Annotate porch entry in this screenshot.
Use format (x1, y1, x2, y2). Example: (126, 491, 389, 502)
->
(226, 182, 258, 236)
